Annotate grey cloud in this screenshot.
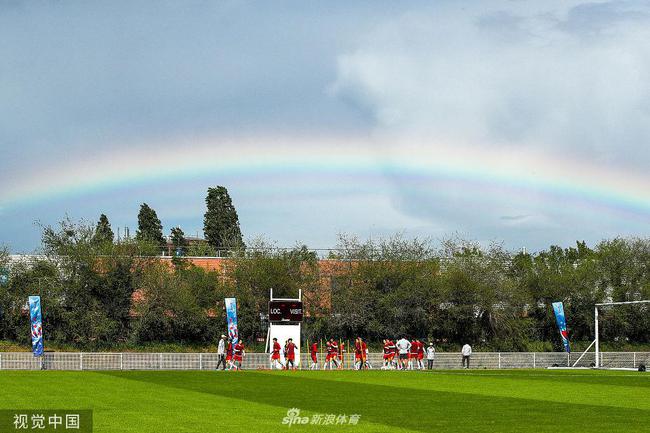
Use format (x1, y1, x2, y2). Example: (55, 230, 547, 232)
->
(333, 1, 650, 167)
(0, 1, 383, 178)
(332, 1, 650, 248)
(500, 215, 530, 221)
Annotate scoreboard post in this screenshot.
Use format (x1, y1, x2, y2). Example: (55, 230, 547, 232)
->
(265, 289, 303, 367)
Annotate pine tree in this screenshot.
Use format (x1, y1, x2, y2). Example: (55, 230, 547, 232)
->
(94, 214, 114, 244)
(136, 203, 165, 248)
(170, 226, 187, 256)
(203, 186, 244, 250)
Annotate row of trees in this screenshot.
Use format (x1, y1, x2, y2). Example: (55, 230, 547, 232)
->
(1, 224, 649, 351)
(94, 185, 244, 256)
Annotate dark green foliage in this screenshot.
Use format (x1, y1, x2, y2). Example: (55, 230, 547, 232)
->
(130, 262, 210, 343)
(136, 203, 165, 251)
(203, 186, 244, 251)
(93, 214, 114, 245)
(1, 219, 650, 350)
(170, 227, 187, 256)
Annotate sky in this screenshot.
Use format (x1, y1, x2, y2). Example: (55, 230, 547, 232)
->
(2, 0, 650, 253)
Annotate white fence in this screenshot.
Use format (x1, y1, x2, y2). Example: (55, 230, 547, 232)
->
(0, 351, 647, 371)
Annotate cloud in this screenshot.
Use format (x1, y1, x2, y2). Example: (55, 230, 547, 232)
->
(500, 215, 530, 222)
(0, 1, 376, 180)
(333, 1, 650, 168)
(330, 1, 650, 248)
(3, 1, 650, 252)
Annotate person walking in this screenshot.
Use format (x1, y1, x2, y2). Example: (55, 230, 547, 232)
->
(461, 343, 472, 369)
(216, 335, 227, 370)
(426, 343, 436, 370)
(232, 340, 245, 370)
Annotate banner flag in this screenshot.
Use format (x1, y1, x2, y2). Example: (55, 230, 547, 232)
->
(225, 297, 239, 344)
(28, 296, 44, 357)
(552, 301, 570, 353)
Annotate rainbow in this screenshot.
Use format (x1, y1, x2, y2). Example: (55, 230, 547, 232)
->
(2, 133, 650, 220)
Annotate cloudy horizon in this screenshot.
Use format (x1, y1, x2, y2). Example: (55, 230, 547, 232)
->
(2, 1, 650, 253)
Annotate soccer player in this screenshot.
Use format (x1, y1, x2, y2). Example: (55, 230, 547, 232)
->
(408, 338, 418, 370)
(284, 338, 297, 370)
(382, 339, 392, 369)
(232, 340, 245, 370)
(309, 341, 319, 370)
(364, 343, 372, 369)
(338, 340, 345, 369)
(396, 336, 411, 370)
(388, 339, 397, 368)
(323, 339, 333, 370)
(225, 338, 234, 370)
(270, 337, 283, 370)
(354, 337, 366, 370)
(416, 339, 425, 370)
(330, 339, 341, 369)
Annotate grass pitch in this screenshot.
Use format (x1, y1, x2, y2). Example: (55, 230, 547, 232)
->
(0, 369, 648, 432)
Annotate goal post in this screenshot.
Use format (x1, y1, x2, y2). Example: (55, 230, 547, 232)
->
(593, 300, 650, 368)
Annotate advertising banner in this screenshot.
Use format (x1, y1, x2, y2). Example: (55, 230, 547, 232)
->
(552, 301, 570, 353)
(225, 298, 239, 344)
(28, 296, 44, 357)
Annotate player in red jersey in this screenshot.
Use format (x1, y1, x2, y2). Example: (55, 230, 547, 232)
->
(408, 338, 418, 370)
(327, 338, 340, 369)
(225, 339, 234, 370)
(270, 337, 283, 370)
(309, 342, 319, 370)
(338, 341, 345, 369)
(284, 338, 297, 370)
(354, 337, 367, 370)
(415, 338, 425, 370)
(324, 339, 333, 369)
(384, 339, 397, 369)
(364, 341, 373, 369)
(382, 339, 391, 369)
(232, 340, 245, 370)
(388, 339, 397, 368)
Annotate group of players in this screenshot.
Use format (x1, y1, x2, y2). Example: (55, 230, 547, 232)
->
(268, 337, 372, 370)
(381, 338, 429, 370)
(222, 338, 246, 370)
(270, 337, 299, 370)
(268, 337, 431, 371)
(224, 336, 435, 371)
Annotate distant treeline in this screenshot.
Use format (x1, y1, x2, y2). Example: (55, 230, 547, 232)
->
(0, 221, 649, 351)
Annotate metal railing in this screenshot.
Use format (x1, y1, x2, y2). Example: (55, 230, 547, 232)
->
(0, 352, 647, 371)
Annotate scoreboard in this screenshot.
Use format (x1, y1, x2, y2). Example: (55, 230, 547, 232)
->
(268, 300, 303, 322)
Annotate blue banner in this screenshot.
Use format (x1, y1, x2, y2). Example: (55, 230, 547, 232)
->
(225, 298, 239, 344)
(28, 296, 43, 357)
(552, 301, 570, 353)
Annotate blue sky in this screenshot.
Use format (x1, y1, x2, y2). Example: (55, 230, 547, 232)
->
(2, 1, 650, 252)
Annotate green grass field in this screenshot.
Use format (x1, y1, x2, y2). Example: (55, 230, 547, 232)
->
(1, 369, 648, 432)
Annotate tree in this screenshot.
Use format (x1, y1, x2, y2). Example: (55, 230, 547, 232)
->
(203, 186, 244, 251)
(170, 227, 187, 256)
(93, 214, 114, 245)
(186, 241, 217, 257)
(0, 245, 9, 290)
(136, 203, 165, 251)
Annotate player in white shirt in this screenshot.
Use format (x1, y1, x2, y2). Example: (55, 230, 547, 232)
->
(395, 337, 411, 370)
